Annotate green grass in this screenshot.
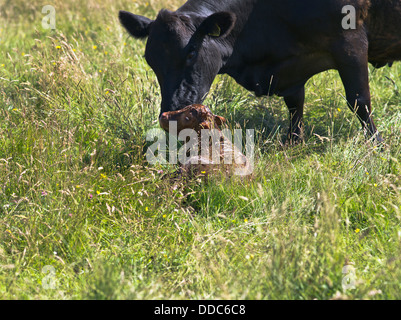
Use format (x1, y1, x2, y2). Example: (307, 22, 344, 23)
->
(1, 0, 401, 300)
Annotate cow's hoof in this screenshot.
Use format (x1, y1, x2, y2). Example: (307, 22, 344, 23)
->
(369, 132, 387, 151)
(285, 132, 304, 147)
(365, 130, 385, 149)
(373, 132, 384, 144)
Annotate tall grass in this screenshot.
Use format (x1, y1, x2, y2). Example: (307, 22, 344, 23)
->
(1, 0, 401, 300)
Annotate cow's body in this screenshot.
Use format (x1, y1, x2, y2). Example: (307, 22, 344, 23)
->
(119, 0, 401, 142)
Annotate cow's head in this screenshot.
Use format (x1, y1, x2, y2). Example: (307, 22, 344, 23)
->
(119, 9, 236, 115)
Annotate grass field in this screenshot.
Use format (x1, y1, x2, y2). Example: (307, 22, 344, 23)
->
(1, 0, 401, 300)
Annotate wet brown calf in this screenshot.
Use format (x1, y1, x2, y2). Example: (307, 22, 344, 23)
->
(159, 104, 226, 133)
(159, 104, 252, 177)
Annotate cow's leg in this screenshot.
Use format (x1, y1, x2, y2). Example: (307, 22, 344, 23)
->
(284, 86, 305, 144)
(335, 44, 383, 143)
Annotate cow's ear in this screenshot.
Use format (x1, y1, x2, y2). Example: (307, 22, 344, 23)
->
(119, 10, 153, 39)
(199, 12, 236, 38)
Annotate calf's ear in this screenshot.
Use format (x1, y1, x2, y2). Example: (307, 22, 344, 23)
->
(199, 122, 211, 130)
(198, 12, 236, 39)
(119, 10, 153, 39)
(214, 115, 227, 126)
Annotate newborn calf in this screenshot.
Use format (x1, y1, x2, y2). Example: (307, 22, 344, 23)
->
(159, 104, 252, 177)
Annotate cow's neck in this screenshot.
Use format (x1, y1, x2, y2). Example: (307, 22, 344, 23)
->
(178, 0, 257, 18)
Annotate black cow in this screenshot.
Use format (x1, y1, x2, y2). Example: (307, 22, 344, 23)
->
(119, 0, 401, 142)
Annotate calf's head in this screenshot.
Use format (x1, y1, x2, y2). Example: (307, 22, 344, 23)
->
(159, 104, 226, 133)
(119, 9, 236, 114)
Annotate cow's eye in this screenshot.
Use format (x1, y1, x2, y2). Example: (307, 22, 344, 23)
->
(186, 51, 197, 64)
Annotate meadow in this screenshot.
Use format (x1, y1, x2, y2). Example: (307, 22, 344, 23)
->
(1, 0, 401, 300)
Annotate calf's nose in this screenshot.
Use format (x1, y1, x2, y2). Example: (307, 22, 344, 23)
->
(159, 112, 172, 132)
(159, 112, 169, 121)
